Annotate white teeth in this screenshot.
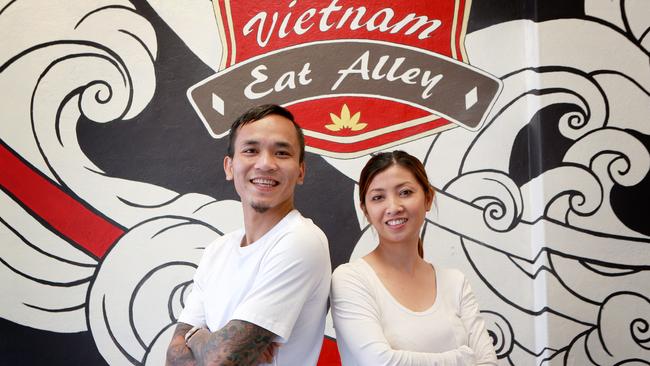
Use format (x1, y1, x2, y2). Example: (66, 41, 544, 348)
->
(251, 178, 277, 186)
(386, 218, 407, 226)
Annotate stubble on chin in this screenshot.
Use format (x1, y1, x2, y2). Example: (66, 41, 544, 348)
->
(251, 202, 269, 213)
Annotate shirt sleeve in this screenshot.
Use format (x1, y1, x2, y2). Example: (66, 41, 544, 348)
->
(330, 265, 476, 366)
(177, 245, 212, 328)
(458, 276, 498, 366)
(231, 228, 330, 342)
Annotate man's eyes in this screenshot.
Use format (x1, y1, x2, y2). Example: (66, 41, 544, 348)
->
(239, 149, 292, 157)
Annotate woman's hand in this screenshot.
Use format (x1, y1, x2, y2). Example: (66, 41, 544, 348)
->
(457, 345, 476, 365)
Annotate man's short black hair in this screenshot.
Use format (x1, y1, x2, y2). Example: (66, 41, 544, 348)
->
(226, 104, 306, 162)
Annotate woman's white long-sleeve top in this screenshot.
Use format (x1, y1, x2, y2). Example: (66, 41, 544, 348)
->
(330, 259, 497, 366)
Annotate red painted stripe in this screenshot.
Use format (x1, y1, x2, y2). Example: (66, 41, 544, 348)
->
(0, 143, 123, 259)
(218, 2, 235, 67)
(317, 337, 342, 366)
(456, 0, 467, 62)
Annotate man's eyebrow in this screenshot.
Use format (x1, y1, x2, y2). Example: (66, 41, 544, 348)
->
(275, 141, 292, 149)
(239, 140, 295, 150)
(240, 139, 259, 146)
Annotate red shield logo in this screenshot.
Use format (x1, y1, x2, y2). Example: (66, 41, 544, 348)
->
(189, 1, 502, 158)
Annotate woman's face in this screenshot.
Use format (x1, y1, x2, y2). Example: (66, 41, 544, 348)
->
(362, 164, 432, 247)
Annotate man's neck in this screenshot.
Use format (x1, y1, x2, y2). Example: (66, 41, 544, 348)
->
(241, 204, 295, 247)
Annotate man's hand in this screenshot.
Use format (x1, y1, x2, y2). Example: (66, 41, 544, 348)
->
(186, 319, 276, 366)
(165, 323, 197, 366)
(257, 342, 279, 364)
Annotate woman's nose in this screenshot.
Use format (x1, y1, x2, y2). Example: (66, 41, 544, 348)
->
(385, 197, 403, 215)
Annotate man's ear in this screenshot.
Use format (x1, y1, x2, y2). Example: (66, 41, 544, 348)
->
(297, 161, 305, 185)
(224, 156, 233, 181)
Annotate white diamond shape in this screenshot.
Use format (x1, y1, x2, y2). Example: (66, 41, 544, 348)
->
(212, 93, 224, 115)
(465, 87, 478, 110)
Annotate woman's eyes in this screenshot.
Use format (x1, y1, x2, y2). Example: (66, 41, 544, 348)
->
(369, 189, 414, 201)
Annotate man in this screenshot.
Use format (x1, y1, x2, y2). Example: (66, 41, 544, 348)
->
(166, 105, 331, 365)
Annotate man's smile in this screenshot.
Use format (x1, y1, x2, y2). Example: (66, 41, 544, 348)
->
(250, 177, 279, 187)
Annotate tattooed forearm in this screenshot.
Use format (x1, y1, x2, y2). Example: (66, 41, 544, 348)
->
(188, 319, 274, 366)
(165, 323, 198, 366)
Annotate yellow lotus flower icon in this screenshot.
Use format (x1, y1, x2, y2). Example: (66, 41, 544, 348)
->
(325, 104, 368, 132)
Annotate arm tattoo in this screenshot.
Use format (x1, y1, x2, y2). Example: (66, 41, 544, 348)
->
(166, 323, 197, 366)
(192, 319, 274, 366)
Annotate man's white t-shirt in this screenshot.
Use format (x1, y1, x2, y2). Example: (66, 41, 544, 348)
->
(179, 210, 331, 365)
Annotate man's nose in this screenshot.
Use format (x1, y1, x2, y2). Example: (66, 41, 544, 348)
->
(255, 151, 278, 171)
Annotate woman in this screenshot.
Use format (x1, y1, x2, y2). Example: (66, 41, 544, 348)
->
(331, 151, 497, 365)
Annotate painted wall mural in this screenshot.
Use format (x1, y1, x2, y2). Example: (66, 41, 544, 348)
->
(1, 1, 649, 365)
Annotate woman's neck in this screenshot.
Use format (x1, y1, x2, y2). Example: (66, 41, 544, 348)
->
(369, 238, 423, 274)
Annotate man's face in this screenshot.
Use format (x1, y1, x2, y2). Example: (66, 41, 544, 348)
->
(224, 114, 305, 214)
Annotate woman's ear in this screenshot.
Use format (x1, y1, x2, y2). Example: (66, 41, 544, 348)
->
(425, 188, 434, 211)
(360, 203, 368, 219)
